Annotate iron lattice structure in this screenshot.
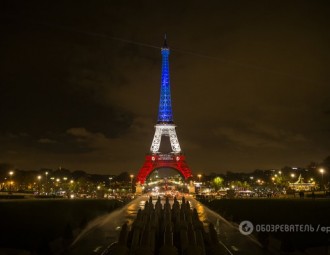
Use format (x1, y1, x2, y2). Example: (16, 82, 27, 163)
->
(136, 36, 193, 184)
(158, 43, 173, 123)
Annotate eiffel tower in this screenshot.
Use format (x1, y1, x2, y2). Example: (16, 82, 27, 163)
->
(136, 36, 193, 184)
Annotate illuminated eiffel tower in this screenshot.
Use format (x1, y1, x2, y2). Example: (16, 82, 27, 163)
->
(136, 36, 193, 184)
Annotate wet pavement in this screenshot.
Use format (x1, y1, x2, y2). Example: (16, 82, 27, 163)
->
(69, 195, 272, 255)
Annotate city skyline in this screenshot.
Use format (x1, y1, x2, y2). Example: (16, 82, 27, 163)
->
(1, 1, 330, 174)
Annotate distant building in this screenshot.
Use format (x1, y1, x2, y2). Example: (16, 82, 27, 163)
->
(289, 174, 316, 191)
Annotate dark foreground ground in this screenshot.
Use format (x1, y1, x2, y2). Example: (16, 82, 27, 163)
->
(1, 197, 329, 255)
(199, 198, 330, 253)
(0, 199, 124, 254)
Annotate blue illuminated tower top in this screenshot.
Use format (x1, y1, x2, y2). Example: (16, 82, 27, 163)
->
(157, 35, 174, 124)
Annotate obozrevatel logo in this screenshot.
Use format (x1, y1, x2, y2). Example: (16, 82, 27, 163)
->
(239, 220, 254, 235)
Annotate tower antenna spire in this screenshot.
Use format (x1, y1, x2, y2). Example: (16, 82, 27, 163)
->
(163, 33, 168, 48)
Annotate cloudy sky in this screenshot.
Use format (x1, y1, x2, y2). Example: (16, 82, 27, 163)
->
(1, 0, 330, 174)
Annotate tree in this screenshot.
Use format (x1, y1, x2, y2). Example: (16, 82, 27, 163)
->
(114, 172, 130, 182)
(230, 180, 251, 190)
(211, 176, 224, 191)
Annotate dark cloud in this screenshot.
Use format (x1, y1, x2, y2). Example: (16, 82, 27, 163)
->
(1, 0, 330, 173)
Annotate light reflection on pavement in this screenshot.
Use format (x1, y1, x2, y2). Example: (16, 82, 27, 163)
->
(69, 195, 272, 255)
(187, 197, 272, 255)
(70, 196, 147, 255)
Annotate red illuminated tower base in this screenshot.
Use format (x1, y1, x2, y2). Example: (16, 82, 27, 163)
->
(137, 154, 192, 184)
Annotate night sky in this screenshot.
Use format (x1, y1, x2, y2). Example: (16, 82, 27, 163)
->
(1, 1, 330, 174)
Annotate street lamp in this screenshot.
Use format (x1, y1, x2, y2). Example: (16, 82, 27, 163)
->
(8, 171, 14, 194)
(55, 178, 60, 195)
(319, 168, 325, 191)
(290, 173, 296, 178)
(197, 174, 202, 194)
(45, 172, 49, 194)
(37, 175, 42, 194)
(109, 177, 113, 194)
(130, 174, 134, 193)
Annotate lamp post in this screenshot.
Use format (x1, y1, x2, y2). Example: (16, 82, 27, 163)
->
(45, 172, 49, 194)
(8, 171, 14, 194)
(130, 174, 134, 193)
(37, 175, 42, 194)
(319, 168, 325, 191)
(56, 178, 60, 195)
(109, 177, 113, 194)
(197, 174, 202, 194)
(70, 180, 74, 195)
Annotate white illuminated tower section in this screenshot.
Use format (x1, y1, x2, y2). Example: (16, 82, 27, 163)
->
(150, 36, 181, 154)
(136, 36, 192, 184)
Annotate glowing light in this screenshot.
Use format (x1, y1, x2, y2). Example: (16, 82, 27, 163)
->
(158, 46, 173, 123)
(150, 124, 181, 153)
(291, 173, 295, 178)
(319, 168, 325, 174)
